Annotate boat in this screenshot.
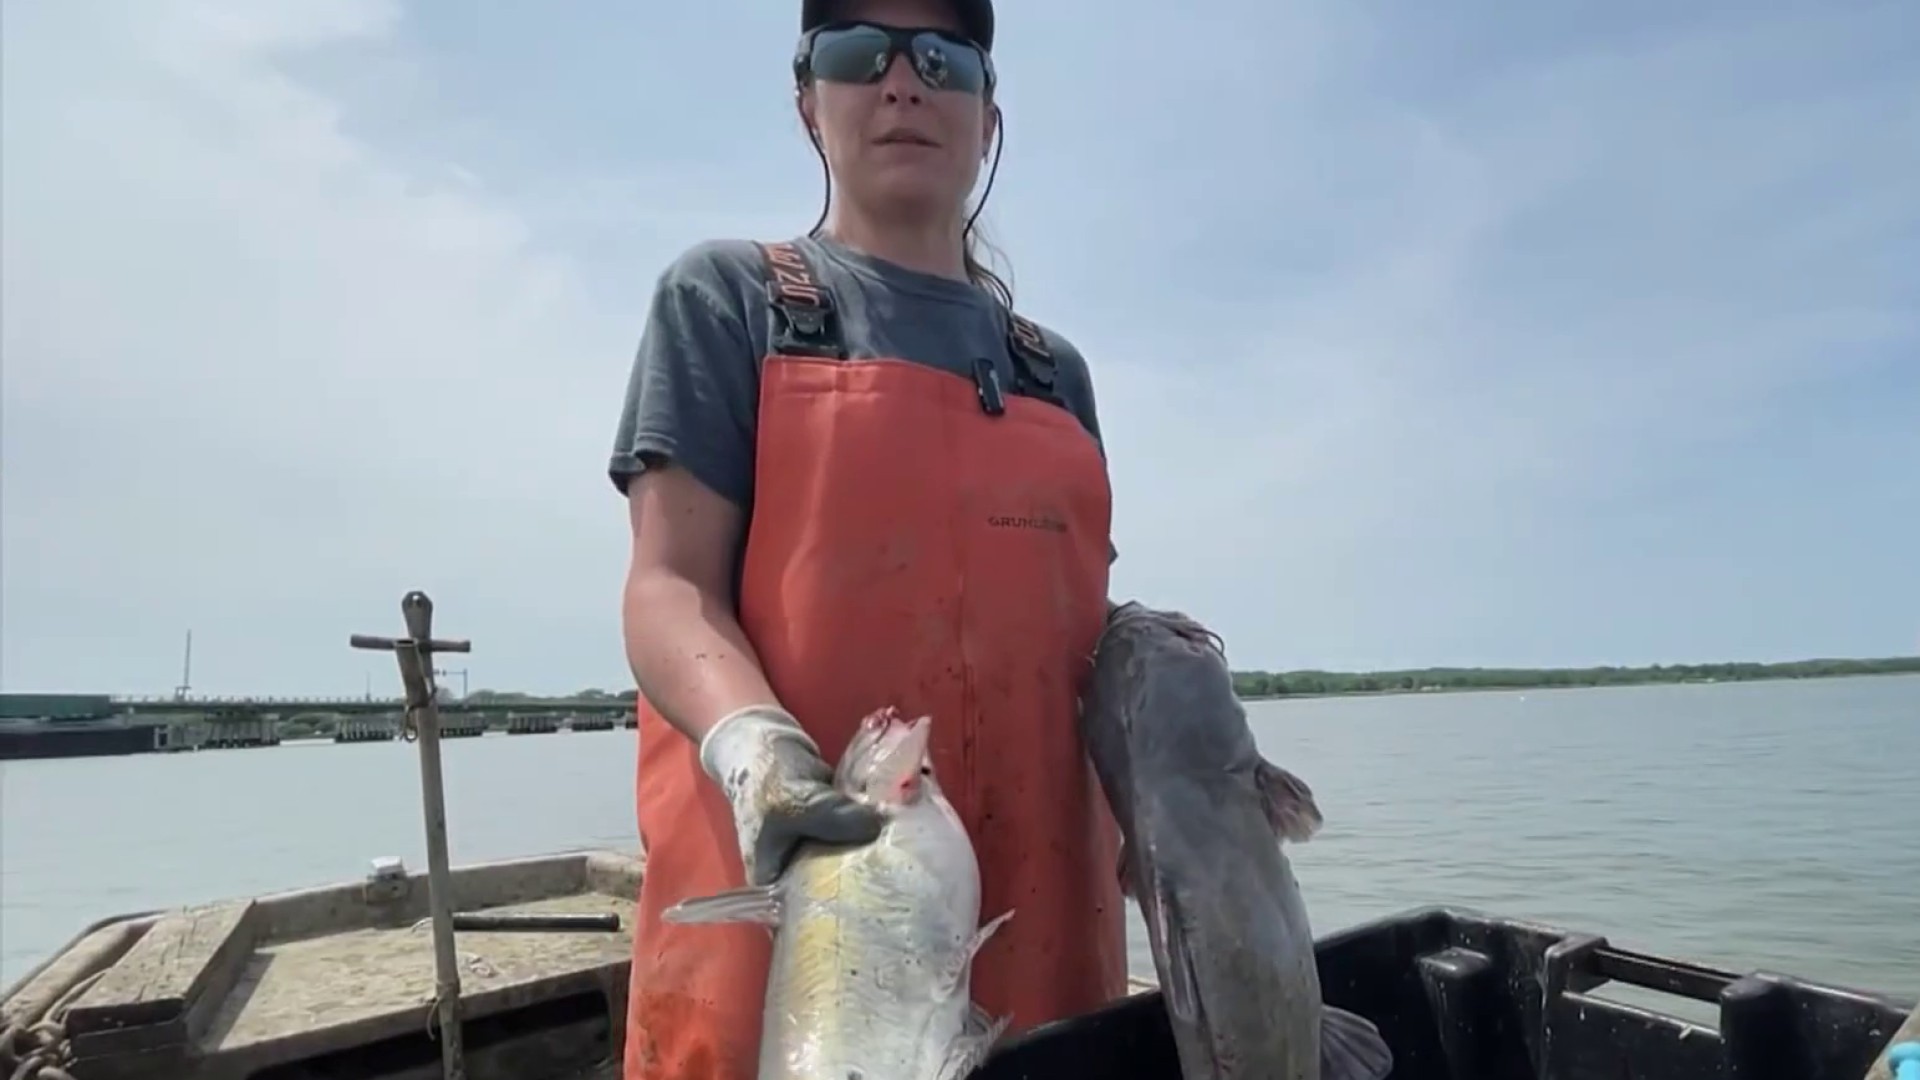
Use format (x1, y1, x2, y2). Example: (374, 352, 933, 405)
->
(0, 850, 636, 1080)
(4, 845, 1915, 1080)
(20, 594, 1909, 1079)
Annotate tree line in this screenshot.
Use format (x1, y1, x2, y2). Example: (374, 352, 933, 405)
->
(455, 656, 1920, 705)
(1229, 656, 1920, 698)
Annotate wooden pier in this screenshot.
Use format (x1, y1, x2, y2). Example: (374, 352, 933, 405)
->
(4, 692, 636, 760)
(201, 716, 280, 750)
(334, 717, 397, 743)
(441, 714, 488, 738)
(506, 714, 561, 735)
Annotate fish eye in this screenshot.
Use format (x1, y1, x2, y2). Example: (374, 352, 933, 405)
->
(919, 765, 931, 776)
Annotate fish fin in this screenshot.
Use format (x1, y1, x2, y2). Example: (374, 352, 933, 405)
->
(660, 883, 783, 928)
(1254, 758, 1324, 843)
(937, 909, 1015, 1001)
(1320, 1006, 1394, 1080)
(1151, 876, 1205, 1025)
(971, 909, 1015, 955)
(1115, 839, 1134, 898)
(934, 1004, 1011, 1080)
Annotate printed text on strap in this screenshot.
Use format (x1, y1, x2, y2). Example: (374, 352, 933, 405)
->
(757, 240, 846, 359)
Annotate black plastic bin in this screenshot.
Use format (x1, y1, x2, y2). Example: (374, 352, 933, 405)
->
(977, 906, 1914, 1080)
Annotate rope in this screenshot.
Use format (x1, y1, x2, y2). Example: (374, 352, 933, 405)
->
(399, 649, 421, 744)
(396, 640, 441, 744)
(0, 970, 105, 1080)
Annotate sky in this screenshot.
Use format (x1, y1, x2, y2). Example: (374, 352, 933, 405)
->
(1, 0, 1915, 698)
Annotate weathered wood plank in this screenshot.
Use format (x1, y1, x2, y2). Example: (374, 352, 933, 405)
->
(0, 914, 157, 1032)
(64, 900, 257, 1036)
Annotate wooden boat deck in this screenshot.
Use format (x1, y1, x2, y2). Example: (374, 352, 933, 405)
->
(202, 892, 633, 1053)
(2, 844, 1161, 1080)
(11, 855, 1910, 1080)
(4, 849, 641, 1080)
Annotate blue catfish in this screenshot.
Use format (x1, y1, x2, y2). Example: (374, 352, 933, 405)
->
(1082, 602, 1394, 1080)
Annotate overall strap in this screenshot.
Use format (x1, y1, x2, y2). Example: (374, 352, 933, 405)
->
(753, 238, 1066, 415)
(754, 239, 846, 359)
(964, 309, 1066, 418)
(1005, 310, 1064, 409)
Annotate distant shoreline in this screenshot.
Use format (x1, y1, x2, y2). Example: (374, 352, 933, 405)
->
(1230, 658, 1920, 701)
(27, 659, 1911, 718)
(444, 658, 1920, 709)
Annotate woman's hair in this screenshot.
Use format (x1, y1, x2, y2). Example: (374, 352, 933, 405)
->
(964, 219, 1014, 309)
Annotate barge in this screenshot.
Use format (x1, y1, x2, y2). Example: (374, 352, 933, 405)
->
(0, 695, 170, 761)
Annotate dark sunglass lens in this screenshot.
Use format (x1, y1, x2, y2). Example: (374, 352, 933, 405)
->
(910, 33, 988, 94)
(809, 26, 894, 84)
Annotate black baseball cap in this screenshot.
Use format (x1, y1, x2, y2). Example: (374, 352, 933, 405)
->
(801, 0, 995, 51)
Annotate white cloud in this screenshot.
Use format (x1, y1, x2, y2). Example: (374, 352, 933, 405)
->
(3, 0, 1915, 695)
(4, 0, 630, 694)
(1038, 2, 1920, 667)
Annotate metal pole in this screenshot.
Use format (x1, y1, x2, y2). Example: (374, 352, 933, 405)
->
(351, 590, 471, 1080)
(434, 667, 470, 700)
(175, 630, 193, 700)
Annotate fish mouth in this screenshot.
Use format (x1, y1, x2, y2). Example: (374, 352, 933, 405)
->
(1096, 601, 1225, 659)
(873, 712, 932, 777)
(837, 707, 935, 801)
(865, 711, 933, 805)
(899, 713, 931, 763)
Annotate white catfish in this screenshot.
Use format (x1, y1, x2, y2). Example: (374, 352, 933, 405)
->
(664, 706, 1012, 1080)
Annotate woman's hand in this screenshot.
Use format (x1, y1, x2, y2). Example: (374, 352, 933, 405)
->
(700, 704, 884, 886)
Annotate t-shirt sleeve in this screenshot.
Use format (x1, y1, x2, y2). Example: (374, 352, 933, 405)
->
(1042, 330, 1120, 565)
(1053, 340, 1105, 458)
(608, 241, 762, 507)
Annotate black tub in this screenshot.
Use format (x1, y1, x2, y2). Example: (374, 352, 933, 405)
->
(980, 906, 1915, 1080)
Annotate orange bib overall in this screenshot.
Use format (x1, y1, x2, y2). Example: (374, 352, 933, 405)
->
(623, 241, 1126, 1079)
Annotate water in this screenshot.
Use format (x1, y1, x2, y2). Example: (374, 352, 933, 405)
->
(4, 675, 1917, 1009)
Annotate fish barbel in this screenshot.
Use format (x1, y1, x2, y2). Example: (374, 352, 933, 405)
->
(1082, 601, 1395, 1080)
(664, 706, 1012, 1080)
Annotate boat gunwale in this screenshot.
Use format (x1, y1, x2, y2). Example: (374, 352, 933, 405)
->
(3, 847, 646, 1080)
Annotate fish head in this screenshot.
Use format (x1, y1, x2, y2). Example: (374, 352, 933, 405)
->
(1096, 603, 1327, 844)
(835, 705, 936, 808)
(1091, 602, 1239, 761)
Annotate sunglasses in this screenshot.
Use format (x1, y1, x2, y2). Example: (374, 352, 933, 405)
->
(794, 22, 995, 97)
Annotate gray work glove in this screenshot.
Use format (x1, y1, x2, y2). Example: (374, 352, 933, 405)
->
(699, 704, 885, 886)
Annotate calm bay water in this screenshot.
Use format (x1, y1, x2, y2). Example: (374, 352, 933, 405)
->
(4, 674, 1917, 1007)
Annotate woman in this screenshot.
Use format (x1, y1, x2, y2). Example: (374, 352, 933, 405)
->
(609, 1, 1126, 1076)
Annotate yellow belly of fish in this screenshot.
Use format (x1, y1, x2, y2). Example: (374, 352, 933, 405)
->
(762, 846, 953, 1078)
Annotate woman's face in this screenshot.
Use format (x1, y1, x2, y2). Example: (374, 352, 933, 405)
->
(799, 0, 997, 224)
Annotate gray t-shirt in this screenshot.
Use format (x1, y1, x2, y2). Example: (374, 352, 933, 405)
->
(608, 236, 1111, 530)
